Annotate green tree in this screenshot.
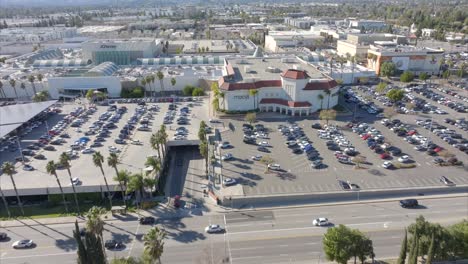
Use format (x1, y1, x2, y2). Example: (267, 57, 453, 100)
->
(158, 125, 168, 158)
(182, 85, 194, 96)
(397, 229, 408, 264)
(108, 153, 127, 209)
(317, 94, 324, 110)
(46, 160, 69, 213)
(199, 140, 209, 174)
(20, 82, 28, 97)
(143, 227, 167, 264)
(426, 234, 435, 264)
(145, 156, 161, 177)
(93, 152, 112, 208)
(111, 257, 143, 264)
(442, 70, 450, 79)
(85, 206, 106, 241)
(245, 112, 256, 124)
(141, 79, 148, 96)
(323, 224, 354, 264)
(74, 220, 90, 264)
(59, 152, 80, 214)
(37, 73, 43, 89)
(9, 79, 18, 99)
(170, 77, 176, 89)
(192, 87, 204, 96)
(156, 71, 164, 96)
(1, 162, 24, 216)
(0, 182, 11, 218)
(128, 173, 145, 207)
(248, 89, 258, 109)
(376, 82, 387, 94)
(150, 133, 162, 161)
(28, 75, 37, 95)
(400, 71, 414, 83)
(448, 220, 468, 258)
(380, 61, 397, 78)
(198, 121, 207, 141)
(386, 89, 405, 103)
(419, 72, 429, 81)
(319, 109, 337, 125)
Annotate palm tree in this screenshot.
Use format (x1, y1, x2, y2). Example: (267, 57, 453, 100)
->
(143, 227, 166, 264)
(37, 74, 43, 90)
(150, 133, 162, 161)
(158, 125, 168, 158)
(170, 77, 176, 91)
(128, 173, 144, 208)
(1, 162, 24, 216)
(219, 92, 225, 110)
(93, 152, 112, 208)
(114, 170, 129, 209)
(0, 183, 11, 218)
(28, 75, 37, 95)
(248, 89, 258, 110)
(145, 76, 152, 97)
(107, 153, 128, 209)
(145, 157, 161, 177)
(156, 71, 164, 96)
(324, 89, 332, 109)
(0, 80, 6, 98)
(141, 79, 147, 97)
(20, 82, 28, 98)
(85, 206, 107, 258)
(46, 160, 69, 213)
(317, 94, 324, 110)
(9, 79, 18, 99)
(143, 178, 157, 199)
(150, 75, 156, 96)
(59, 152, 80, 215)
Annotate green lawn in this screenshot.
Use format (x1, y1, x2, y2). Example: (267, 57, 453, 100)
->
(0, 201, 135, 220)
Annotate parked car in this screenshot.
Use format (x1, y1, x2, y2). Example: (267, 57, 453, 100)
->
(223, 177, 237, 186)
(439, 176, 455, 186)
(221, 153, 233, 161)
(104, 240, 124, 250)
(139, 217, 156, 225)
(267, 164, 281, 171)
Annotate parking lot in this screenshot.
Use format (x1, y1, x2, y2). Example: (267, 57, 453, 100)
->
(218, 106, 467, 196)
(0, 97, 210, 195)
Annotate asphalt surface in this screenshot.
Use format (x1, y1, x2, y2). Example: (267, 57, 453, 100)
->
(1, 196, 466, 264)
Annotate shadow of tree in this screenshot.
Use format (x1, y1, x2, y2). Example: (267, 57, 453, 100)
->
(166, 230, 206, 243)
(276, 172, 297, 181)
(236, 178, 258, 187)
(110, 232, 132, 244)
(368, 169, 386, 176)
(158, 217, 187, 230)
(232, 163, 251, 170)
(239, 172, 263, 181)
(55, 237, 78, 252)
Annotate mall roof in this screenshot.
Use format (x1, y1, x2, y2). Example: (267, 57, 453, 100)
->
(137, 56, 225, 66)
(32, 59, 92, 68)
(0, 100, 57, 138)
(86, 62, 119, 76)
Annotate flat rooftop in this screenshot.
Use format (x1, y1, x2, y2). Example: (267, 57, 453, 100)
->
(227, 57, 324, 82)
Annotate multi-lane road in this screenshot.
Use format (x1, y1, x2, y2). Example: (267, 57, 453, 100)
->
(1, 196, 467, 264)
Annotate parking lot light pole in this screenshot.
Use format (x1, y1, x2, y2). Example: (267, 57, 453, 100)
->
(16, 138, 25, 164)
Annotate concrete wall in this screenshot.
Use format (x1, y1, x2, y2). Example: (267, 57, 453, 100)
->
(225, 185, 468, 209)
(47, 76, 122, 98)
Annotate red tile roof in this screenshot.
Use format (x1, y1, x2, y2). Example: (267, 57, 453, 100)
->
(303, 79, 338, 90)
(218, 78, 282, 91)
(226, 63, 235, 76)
(259, 98, 311, 108)
(281, 69, 310, 79)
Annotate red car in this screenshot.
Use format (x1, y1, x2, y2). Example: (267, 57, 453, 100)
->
(407, 130, 417, 136)
(361, 134, 371, 140)
(434, 147, 444, 153)
(380, 153, 390, 159)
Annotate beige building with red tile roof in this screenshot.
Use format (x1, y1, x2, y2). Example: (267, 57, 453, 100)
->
(217, 56, 339, 116)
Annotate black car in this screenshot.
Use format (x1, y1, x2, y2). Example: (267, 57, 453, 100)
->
(115, 139, 125, 144)
(312, 123, 322, 129)
(104, 240, 124, 250)
(292, 148, 303, 154)
(257, 146, 270, 153)
(399, 199, 418, 208)
(95, 137, 106, 142)
(243, 138, 256, 144)
(338, 180, 351, 190)
(139, 216, 156, 225)
(90, 142, 103, 148)
(0, 232, 7, 240)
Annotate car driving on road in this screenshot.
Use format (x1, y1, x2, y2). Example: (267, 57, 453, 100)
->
(205, 224, 224, 233)
(12, 239, 34, 249)
(312, 218, 330, 226)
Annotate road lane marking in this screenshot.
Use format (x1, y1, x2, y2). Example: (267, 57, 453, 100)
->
(0, 251, 76, 260)
(127, 222, 141, 258)
(224, 215, 233, 264)
(231, 256, 263, 260)
(230, 246, 265, 251)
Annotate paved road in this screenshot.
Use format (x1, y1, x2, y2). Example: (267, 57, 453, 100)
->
(0, 196, 466, 264)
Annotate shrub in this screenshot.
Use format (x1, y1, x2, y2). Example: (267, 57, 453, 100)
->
(394, 162, 416, 169)
(183, 85, 195, 96)
(400, 71, 414, 83)
(192, 87, 205, 96)
(121, 87, 144, 98)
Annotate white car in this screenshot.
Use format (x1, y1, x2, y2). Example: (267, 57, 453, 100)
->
(251, 155, 262, 161)
(223, 178, 237, 186)
(108, 146, 121, 153)
(221, 153, 233, 161)
(131, 140, 142, 145)
(256, 133, 269, 139)
(173, 135, 186, 140)
(71, 177, 81, 186)
(268, 164, 281, 171)
(12, 240, 34, 249)
(81, 148, 95, 154)
(23, 165, 34, 171)
(312, 218, 329, 226)
(382, 161, 393, 169)
(258, 141, 270, 147)
(398, 155, 410, 163)
(205, 224, 224, 233)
